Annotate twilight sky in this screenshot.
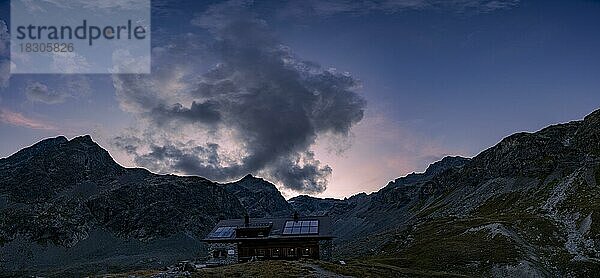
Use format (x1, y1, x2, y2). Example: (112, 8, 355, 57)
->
(1, 0, 600, 198)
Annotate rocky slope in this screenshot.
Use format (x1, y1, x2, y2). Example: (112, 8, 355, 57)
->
(290, 109, 600, 276)
(0, 136, 245, 276)
(288, 194, 357, 217)
(289, 155, 470, 242)
(2, 108, 600, 277)
(221, 174, 294, 218)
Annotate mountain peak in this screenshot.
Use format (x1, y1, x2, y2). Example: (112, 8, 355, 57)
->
(33, 135, 69, 148)
(70, 134, 93, 143)
(47, 135, 69, 143)
(223, 174, 294, 218)
(1, 134, 126, 202)
(423, 156, 470, 177)
(234, 174, 275, 190)
(3, 136, 68, 162)
(241, 173, 256, 180)
(387, 156, 470, 188)
(68, 135, 102, 148)
(238, 174, 273, 185)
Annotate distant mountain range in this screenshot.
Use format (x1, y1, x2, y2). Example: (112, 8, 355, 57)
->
(1, 108, 600, 276)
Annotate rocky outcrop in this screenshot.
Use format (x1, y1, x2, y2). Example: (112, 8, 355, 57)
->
(0, 136, 245, 275)
(385, 156, 470, 188)
(291, 108, 600, 277)
(2, 107, 600, 277)
(289, 155, 471, 242)
(289, 194, 358, 217)
(221, 174, 294, 218)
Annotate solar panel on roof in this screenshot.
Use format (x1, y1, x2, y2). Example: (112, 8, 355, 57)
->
(211, 226, 235, 238)
(282, 220, 319, 235)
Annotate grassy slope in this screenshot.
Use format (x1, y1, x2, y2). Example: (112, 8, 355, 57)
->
(195, 261, 312, 277)
(93, 168, 600, 278)
(194, 260, 467, 278)
(104, 260, 467, 277)
(370, 166, 600, 276)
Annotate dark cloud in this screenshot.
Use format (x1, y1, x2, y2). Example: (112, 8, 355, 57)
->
(267, 151, 332, 193)
(149, 101, 222, 126)
(112, 0, 366, 193)
(135, 144, 227, 178)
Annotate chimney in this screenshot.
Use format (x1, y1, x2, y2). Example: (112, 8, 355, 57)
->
(293, 211, 299, 222)
(244, 214, 250, 227)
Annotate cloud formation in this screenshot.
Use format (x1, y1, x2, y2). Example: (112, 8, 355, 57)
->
(24, 77, 92, 104)
(281, 0, 520, 17)
(0, 108, 55, 130)
(25, 82, 67, 104)
(113, 1, 366, 193)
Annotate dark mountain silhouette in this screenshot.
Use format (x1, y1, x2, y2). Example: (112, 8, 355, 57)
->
(1, 108, 600, 276)
(0, 135, 245, 275)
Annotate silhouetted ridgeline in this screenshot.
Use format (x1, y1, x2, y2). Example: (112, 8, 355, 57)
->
(1, 108, 600, 276)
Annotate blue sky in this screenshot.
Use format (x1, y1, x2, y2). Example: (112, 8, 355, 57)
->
(1, 0, 599, 198)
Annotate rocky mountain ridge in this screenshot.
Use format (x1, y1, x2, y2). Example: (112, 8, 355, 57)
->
(288, 155, 472, 243)
(0, 136, 245, 275)
(288, 108, 600, 276)
(1, 108, 600, 277)
(221, 174, 294, 218)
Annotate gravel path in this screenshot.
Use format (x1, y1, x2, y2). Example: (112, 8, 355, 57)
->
(298, 262, 353, 278)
